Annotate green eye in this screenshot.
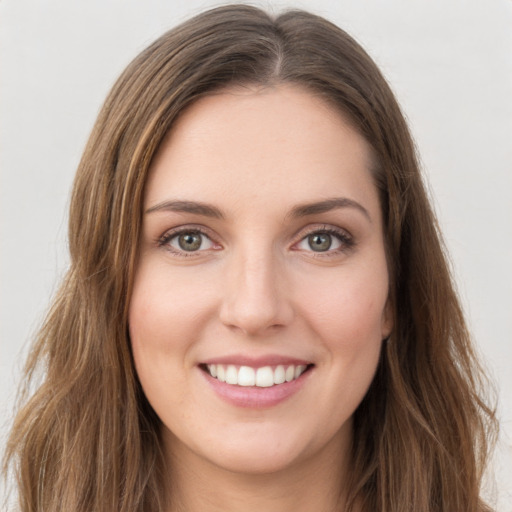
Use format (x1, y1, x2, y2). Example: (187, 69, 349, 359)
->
(177, 232, 203, 251)
(295, 228, 348, 254)
(160, 228, 217, 255)
(307, 233, 332, 252)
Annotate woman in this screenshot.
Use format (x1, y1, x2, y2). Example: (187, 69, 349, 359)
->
(3, 5, 497, 511)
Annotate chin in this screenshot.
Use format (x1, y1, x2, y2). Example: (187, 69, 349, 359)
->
(164, 416, 351, 477)
(205, 440, 308, 475)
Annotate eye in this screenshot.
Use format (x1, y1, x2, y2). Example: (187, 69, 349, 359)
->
(297, 232, 341, 252)
(304, 232, 339, 252)
(160, 229, 217, 254)
(294, 227, 352, 254)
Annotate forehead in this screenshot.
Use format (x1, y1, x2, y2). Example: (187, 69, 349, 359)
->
(145, 84, 379, 219)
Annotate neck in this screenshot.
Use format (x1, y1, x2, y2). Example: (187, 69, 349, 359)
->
(164, 430, 353, 512)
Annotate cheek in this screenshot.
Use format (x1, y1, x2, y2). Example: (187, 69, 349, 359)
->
(298, 261, 390, 349)
(295, 260, 388, 407)
(128, 265, 217, 422)
(127, 263, 216, 409)
(129, 263, 215, 353)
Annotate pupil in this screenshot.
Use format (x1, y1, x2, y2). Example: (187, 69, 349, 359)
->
(308, 233, 331, 252)
(178, 233, 201, 251)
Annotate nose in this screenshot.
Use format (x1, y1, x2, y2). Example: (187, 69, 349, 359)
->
(219, 248, 294, 336)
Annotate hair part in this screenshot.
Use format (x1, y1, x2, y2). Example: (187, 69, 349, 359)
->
(3, 5, 497, 511)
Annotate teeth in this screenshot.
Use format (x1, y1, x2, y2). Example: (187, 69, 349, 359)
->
(294, 365, 306, 379)
(255, 366, 274, 387)
(238, 366, 255, 387)
(226, 365, 238, 385)
(206, 363, 308, 387)
(274, 365, 285, 384)
(217, 365, 226, 382)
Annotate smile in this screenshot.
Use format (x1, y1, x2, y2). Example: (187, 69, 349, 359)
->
(204, 364, 310, 387)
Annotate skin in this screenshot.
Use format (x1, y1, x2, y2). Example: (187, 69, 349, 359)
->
(129, 84, 392, 512)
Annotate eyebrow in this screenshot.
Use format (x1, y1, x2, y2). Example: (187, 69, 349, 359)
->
(145, 200, 225, 219)
(145, 197, 371, 222)
(288, 197, 371, 222)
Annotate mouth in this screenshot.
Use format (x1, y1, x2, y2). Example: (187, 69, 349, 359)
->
(199, 363, 314, 388)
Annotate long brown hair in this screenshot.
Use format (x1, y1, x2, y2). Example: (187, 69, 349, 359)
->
(3, 5, 497, 511)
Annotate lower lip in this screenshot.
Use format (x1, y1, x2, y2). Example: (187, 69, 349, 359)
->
(200, 367, 312, 408)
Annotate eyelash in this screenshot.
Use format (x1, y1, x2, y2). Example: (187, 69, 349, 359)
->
(297, 226, 355, 257)
(156, 225, 354, 258)
(157, 226, 218, 257)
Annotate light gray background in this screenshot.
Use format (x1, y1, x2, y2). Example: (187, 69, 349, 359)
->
(1, 0, 511, 509)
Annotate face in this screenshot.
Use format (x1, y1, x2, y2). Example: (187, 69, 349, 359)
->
(129, 84, 392, 475)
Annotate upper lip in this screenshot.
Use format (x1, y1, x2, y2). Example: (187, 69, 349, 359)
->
(200, 354, 313, 368)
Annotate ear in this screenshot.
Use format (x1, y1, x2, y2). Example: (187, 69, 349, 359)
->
(381, 298, 394, 340)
